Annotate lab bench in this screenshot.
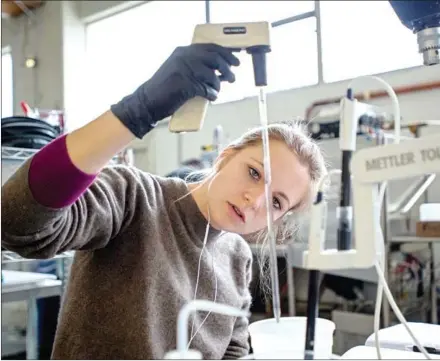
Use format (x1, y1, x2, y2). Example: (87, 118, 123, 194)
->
(2, 250, 73, 359)
(2, 271, 63, 359)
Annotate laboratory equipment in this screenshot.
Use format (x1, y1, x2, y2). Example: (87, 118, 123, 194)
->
(168, 19, 281, 324)
(302, 1, 440, 359)
(341, 346, 440, 360)
(248, 317, 335, 359)
(168, 21, 271, 133)
(365, 323, 440, 354)
(389, 0, 440, 66)
(303, 80, 439, 359)
(213, 125, 224, 158)
(164, 300, 249, 359)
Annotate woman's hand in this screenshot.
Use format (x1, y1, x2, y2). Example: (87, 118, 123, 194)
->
(111, 43, 240, 139)
(65, 43, 239, 175)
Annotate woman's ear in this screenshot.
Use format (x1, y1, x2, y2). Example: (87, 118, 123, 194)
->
(214, 148, 237, 171)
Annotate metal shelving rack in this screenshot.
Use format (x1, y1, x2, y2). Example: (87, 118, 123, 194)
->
(1, 146, 41, 160)
(2, 251, 75, 264)
(1, 144, 125, 278)
(2, 145, 76, 293)
(2, 146, 75, 359)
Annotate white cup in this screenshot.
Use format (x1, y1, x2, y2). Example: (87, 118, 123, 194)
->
(248, 317, 336, 359)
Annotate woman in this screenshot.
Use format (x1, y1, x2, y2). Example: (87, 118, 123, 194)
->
(1, 43, 326, 360)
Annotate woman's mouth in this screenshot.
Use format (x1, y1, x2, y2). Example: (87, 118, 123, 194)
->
(228, 202, 245, 223)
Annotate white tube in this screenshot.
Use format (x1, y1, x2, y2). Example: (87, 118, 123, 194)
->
(177, 300, 249, 358)
(347, 75, 401, 144)
(374, 261, 432, 359)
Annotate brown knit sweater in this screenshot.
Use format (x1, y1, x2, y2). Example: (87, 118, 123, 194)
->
(1, 160, 253, 359)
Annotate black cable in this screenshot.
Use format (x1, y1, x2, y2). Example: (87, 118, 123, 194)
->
(337, 88, 354, 251)
(304, 269, 320, 360)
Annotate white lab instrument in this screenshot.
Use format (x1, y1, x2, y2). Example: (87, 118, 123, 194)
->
(341, 346, 440, 360)
(248, 317, 335, 359)
(164, 300, 249, 359)
(419, 203, 440, 222)
(304, 75, 402, 271)
(303, 75, 439, 359)
(168, 21, 271, 133)
(365, 323, 440, 355)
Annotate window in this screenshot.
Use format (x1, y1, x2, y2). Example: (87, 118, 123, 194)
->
(84, 1, 205, 120)
(268, 17, 318, 93)
(209, 1, 318, 103)
(209, 1, 314, 24)
(320, 1, 421, 83)
(214, 18, 318, 103)
(1, 50, 13, 118)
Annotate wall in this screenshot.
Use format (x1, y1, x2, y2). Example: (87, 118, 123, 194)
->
(75, 1, 148, 23)
(1, 1, 147, 126)
(2, 2, 64, 113)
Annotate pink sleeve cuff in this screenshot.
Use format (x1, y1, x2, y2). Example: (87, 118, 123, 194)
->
(28, 135, 97, 209)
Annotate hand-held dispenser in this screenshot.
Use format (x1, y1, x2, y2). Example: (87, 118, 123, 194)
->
(168, 21, 271, 133)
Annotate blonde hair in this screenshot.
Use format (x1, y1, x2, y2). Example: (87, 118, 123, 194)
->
(186, 120, 328, 296)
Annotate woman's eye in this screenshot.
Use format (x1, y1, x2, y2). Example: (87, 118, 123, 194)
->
(273, 197, 281, 210)
(249, 167, 260, 180)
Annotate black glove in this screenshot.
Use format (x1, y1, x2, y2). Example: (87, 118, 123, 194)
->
(111, 44, 240, 139)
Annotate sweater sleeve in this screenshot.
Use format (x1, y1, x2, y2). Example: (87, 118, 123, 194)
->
(1, 156, 147, 259)
(27, 135, 97, 209)
(223, 258, 253, 360)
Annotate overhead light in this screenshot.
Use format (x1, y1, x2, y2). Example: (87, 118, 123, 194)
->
(25, 57, 37, 68)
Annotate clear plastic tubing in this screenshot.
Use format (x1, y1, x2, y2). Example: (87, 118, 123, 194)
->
(257, 86, 281, 322)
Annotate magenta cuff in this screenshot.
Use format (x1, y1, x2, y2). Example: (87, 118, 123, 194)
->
(28, 135, 97, 208)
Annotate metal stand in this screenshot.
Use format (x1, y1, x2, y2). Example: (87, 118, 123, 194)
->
(304, 270, 320, 359)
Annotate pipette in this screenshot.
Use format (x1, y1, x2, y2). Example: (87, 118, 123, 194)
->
(257, 86, 281, 322)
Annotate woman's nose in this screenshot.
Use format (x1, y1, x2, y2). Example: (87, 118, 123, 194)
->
(244, 187, 266, 210)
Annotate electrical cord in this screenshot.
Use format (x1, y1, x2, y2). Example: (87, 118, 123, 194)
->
(374, 259, 432, 359)
(373, 181, 388, 360)
(187, 172, 222, 350)
(373, 181, 431, 359)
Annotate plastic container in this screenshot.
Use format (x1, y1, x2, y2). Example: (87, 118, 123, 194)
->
(342, 345, 440, 359)
(420, 203, 440, 222)
(365, 322, 440, 354)
(164, 349, 202, 359)
(248, 317, 336, 359)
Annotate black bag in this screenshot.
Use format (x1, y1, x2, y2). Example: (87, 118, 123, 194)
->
(1, 116, 61, 149)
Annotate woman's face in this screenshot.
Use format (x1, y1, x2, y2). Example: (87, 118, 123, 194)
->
(206, 139, 311, 235)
